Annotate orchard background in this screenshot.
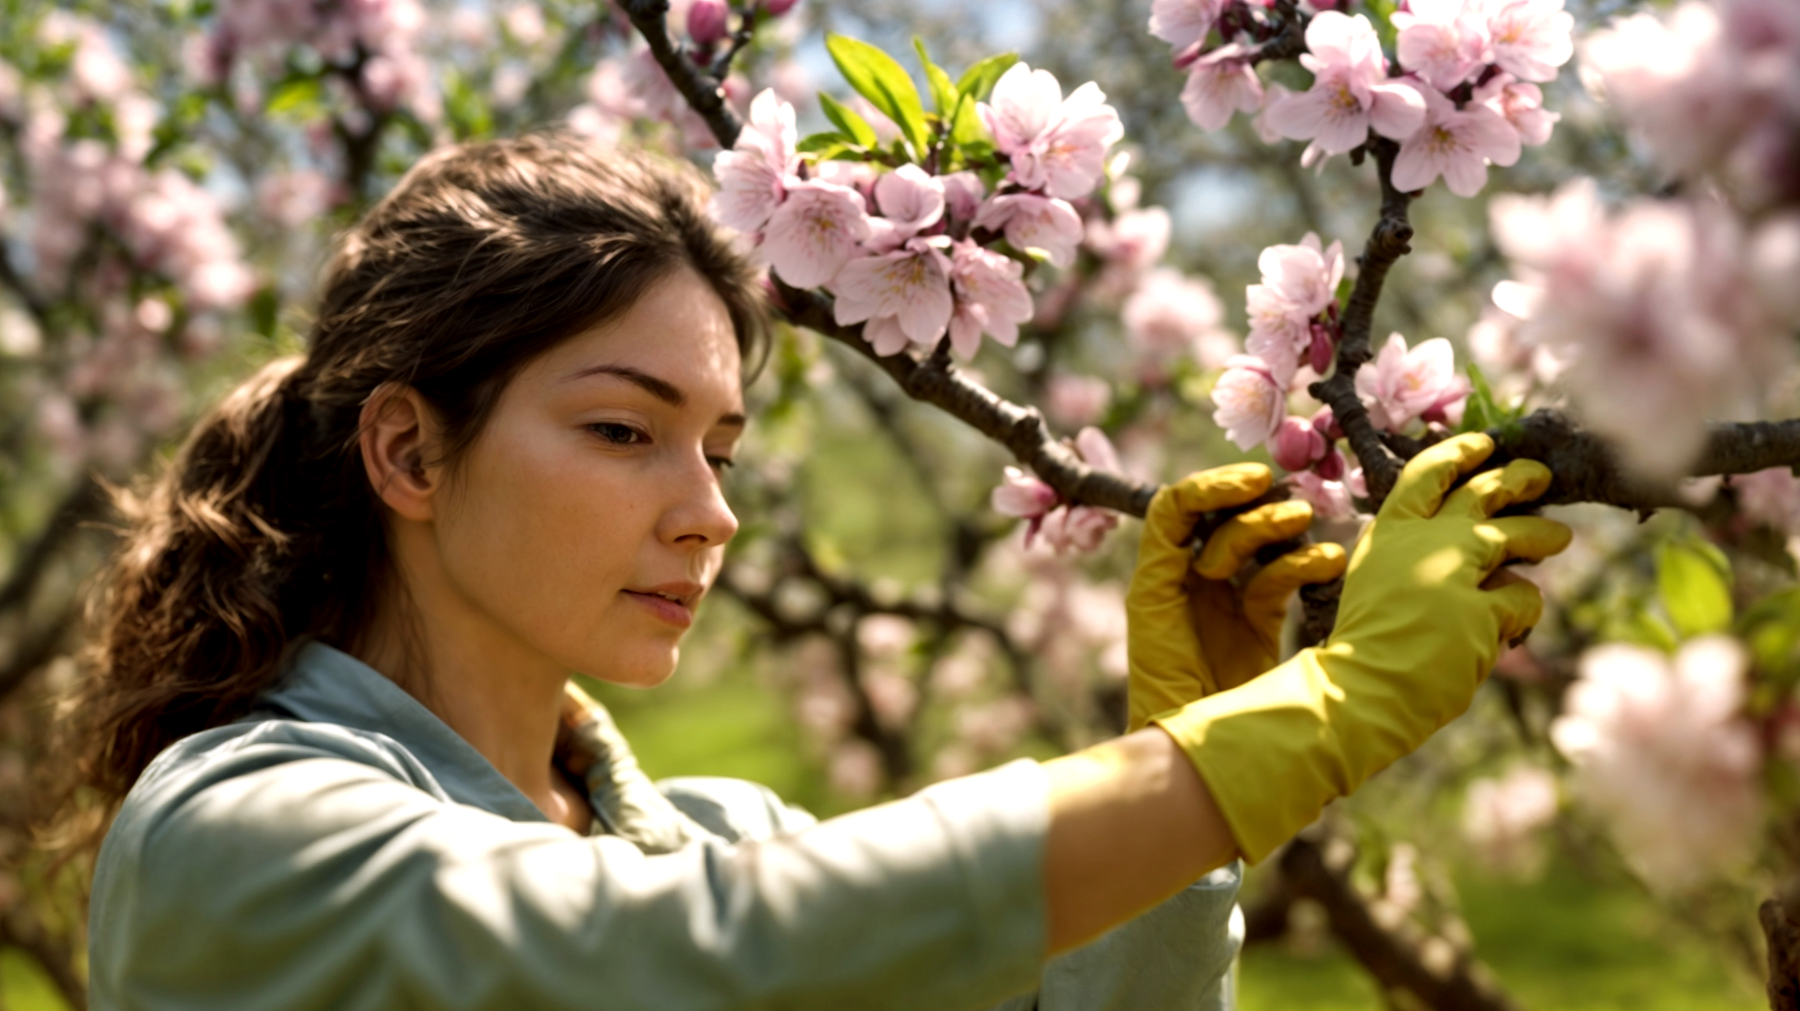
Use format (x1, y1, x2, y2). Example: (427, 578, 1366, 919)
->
(1, 0, 1797, 1006)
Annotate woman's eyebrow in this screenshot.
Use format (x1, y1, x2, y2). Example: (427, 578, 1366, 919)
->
(561, 363, 684, 406)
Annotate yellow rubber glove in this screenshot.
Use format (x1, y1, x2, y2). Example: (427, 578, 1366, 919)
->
(1126, 464, 1348, 732)
(1153, 434, 1573, 863)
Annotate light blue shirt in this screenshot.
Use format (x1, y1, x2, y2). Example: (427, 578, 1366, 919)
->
(88, 641, 1240, 1010)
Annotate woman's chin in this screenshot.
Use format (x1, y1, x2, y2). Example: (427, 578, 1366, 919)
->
(579, 646, 680, 689)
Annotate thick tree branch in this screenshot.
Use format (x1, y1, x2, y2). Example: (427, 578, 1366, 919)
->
(1308, 136, 1410, 504)
(1280, 833, 1520, 1011)
(776, 284, 1160, 515)
(618, 0, 744, 146)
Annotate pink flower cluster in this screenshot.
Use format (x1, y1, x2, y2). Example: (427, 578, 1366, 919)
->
(1461, 765, 1559, 874)
(21, 115, 256, 314)
(1551, 637, 1763, 891)
(1211, 234, 1348, 456)
(990, 427, 1124, 555)
(1582, 0, 1800, 213)
(198, 0, 440, 123)
(1155, 0, 1572, 197)
(1490, 180, 1797, 480)
(713, 67, 1122, 360)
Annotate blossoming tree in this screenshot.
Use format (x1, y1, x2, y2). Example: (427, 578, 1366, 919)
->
(1, 0, 1798, 1006)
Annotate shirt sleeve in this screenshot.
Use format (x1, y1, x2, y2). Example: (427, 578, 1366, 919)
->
(87, 722, 1049, 1011)
(648, 776, 1245, 1011)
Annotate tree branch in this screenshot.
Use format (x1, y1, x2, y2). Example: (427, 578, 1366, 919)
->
(0, 477, 107, 618)
(776, 284, 1160, 515)
(618, 0, 744, 146)
(1307, 136, 1411, 504)
(1279, 833, 1520, 1011)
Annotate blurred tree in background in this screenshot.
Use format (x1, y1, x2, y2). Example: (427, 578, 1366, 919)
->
(1, 0, 1796, 1006)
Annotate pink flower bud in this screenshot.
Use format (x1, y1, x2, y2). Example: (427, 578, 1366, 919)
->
(761, 0, 801, 15)
(1310, 405, 1342, 441)
(687, 0, 730, 46)
(1308, 321, 1337, 375)
(1269, 416, 1326, 472)
(992, 466, 1059, 520)
(1314, 447, 1347, 481)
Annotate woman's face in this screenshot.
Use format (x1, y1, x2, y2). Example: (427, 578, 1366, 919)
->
(431, 267, 744, 687)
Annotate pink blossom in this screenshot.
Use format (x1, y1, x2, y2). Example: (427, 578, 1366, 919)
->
(760, 179, 870, 288)
(866, 165, 946, 252)
(1355, 333, 1471, 432)
(1074, 425, 1123, 475)
(1084, 206, 1171, 276)
(1551, 637, 1762, 890)
(1045, 374, 1114, 427)
(974, 193, 1084, 268)
(1180, 44, 1265, 131)
(1291, 469, 1357, 521)
(1729, 467, 1800, 533)
(828, 740, 883, 798)
(1150, 0, 1227, 52)
(1244, 232, 1344, 381)
(1270, 415, 1327, 472)
(993, 466, 1059, 519)
(1123, 269, 1234, 372)
(1039, 505, 1120, 554)
(686, 0, 729, 46)
(1491, 184, 1791, 479)
(832, 237, 955, 351)
(940, 171, 987, 225)
(712, 89, 798, 234)
(948, 240, 1034, 357)
(1475, 73, 1560, 147)
(980, 63, 1124, 199)
(1462, 765, 1559, 872)
(1263, 12, 1428, 154)
(256, 169, 337, 229)
(1394, 0, 1492, 92)
(1392, 85, 1522, 197)
(1486, 0, 1574, 83)
(1212, 356, 1288, 450)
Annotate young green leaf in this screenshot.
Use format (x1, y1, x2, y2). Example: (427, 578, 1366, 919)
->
(956, 52, 1020, 101)
(818, 92, 879, 148)
(913, 38, 958, 115)
(797, 131, 851, 155)
(1457, 361, 1501, 434)
(825, 33, 930, 158)
(1656, 537, 1735, 639)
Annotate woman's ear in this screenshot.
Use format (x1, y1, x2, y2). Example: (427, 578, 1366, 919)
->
(359, 384, 445, 522)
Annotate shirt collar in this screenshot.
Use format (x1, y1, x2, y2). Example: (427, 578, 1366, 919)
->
(257, 640, 552, 824)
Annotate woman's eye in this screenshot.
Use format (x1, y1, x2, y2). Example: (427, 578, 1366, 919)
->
(588, 422, 647, 446)
(706, 456, 736, 472)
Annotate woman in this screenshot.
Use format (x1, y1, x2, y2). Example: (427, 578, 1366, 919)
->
(58, 129, 1570, 1010)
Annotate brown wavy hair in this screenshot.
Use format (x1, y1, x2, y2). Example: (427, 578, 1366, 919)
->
(45, 129, 767, 852)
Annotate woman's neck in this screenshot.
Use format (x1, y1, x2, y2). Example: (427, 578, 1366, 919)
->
(356, 526, 578, 827)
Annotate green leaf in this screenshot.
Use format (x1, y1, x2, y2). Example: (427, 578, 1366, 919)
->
(914, 38, 957, 115)
(949, 91, 986, 146)
(956, 52, 1019, 101)
(797, 130, 849, 153)
(1657, 538, 1735, 639)
(249, 286, 279, 339)
(266, 77, 325, 120)
(824, 33, 930, 158)
(1457, 362, 1501, 434)
(817, 92, 878, 149)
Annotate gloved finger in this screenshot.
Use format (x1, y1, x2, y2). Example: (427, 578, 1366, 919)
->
(1442, 458, 1554, 519)
(1194, 500, 1315, 580)
(1383, 433, 1495, 520)
(1480, 567, 1546, 653)
(1145, 464, 1274, 550)
(1241, 542, 1348, 621)
(1478, 515, 1574, 572)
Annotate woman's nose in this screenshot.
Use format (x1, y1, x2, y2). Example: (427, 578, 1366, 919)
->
(662, 455, 739, 548)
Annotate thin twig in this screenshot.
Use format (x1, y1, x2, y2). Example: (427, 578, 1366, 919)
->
(1307, 136, 1411, 504)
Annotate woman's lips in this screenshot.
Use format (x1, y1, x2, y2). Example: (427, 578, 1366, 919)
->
(623, 589, 694, 628)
